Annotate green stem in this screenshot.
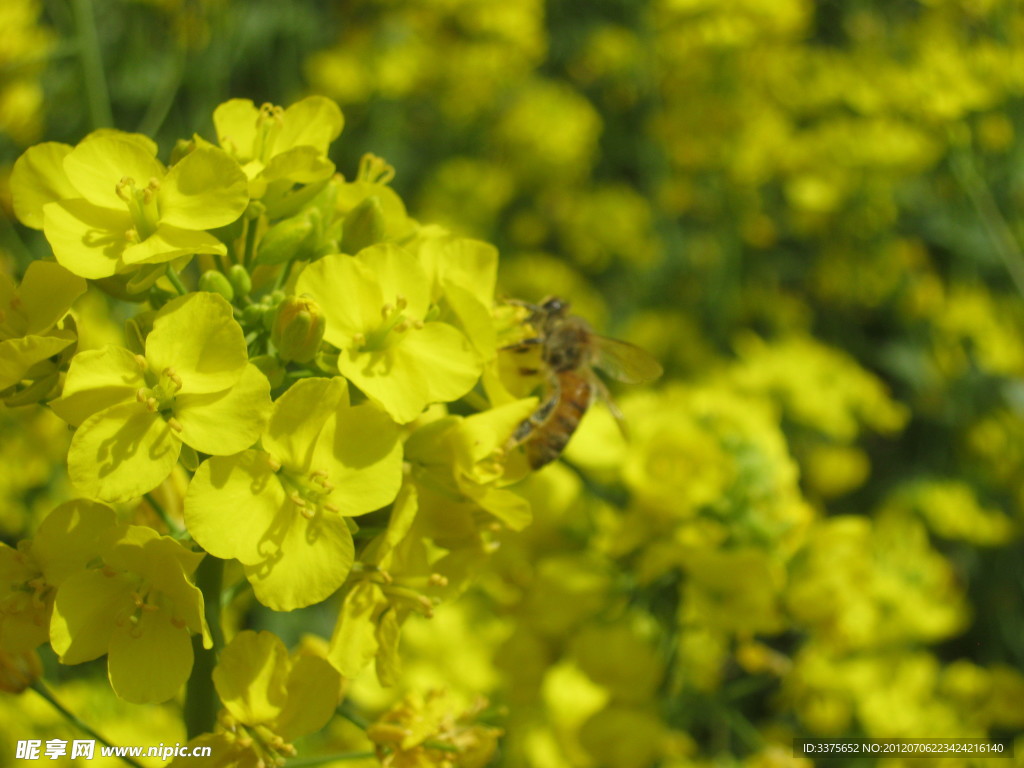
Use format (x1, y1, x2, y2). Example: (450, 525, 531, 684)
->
(165, 266, 189, 296)
(719, 702, 763, 751)
(220, 574, 251, 609)
(274, 260, 294, 291)
(951, 149, 1024, 301)
(143, 492, 185, 538)
(184, 555, 224, 738)
(0, 213, 35, 266)
(337, 700, 372, 730)
(136, 46, 186, 137)
(284, 752, 377, 767)
(243, 218, 259, 269)
(71, 0, 113, 129)
(31, 681, 146, 768)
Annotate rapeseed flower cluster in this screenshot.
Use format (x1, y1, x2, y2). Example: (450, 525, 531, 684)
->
(1, 90, 592, 766)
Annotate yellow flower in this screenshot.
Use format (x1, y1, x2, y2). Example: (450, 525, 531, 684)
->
(0, 261, 85, 405)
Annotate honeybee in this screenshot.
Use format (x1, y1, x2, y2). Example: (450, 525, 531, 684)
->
(505, 297, 663, 469)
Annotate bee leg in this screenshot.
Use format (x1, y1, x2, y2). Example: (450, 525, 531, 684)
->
(500, 336, 544, 353)
(508, 387, 559, 447)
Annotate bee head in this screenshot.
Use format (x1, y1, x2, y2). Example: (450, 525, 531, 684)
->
(541, 296, 569, 316)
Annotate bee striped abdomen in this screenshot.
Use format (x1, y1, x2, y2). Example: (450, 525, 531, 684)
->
(523, 370, 593, 469)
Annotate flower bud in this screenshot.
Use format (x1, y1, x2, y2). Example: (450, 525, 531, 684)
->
(241, 303, 263, 327)
(227, 264, 252, 297)
(340, 195, 385, 255)
(256, 212, 315, 266)
(198, 270, 235, 302)
(272, 296, 326, 363)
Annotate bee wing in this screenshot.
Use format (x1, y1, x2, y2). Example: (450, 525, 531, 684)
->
(592, 336, 663, 384)
(591, 373, 630, 440)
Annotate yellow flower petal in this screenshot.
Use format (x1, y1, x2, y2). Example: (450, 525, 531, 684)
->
(244, 506, 354, 611)
(42, 199, 131, 279)
(50, 346, 144, 427)
(50, 568, 130, 664)
(158, 146, 248, 230)
(68, 401, 181, 502)
(63, 135, 163, 212)
(122, 224, 227, 265)
(108, 607, 194, 703)
(263, 376, 347, 470)
(184, 451, 288, 565)
(146, 292, 247, 395)
(213, 630, 289, 725)
(10, 142, 76, 229)
(175, 363, 271, 455)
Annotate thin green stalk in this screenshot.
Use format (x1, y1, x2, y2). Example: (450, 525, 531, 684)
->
(143, 492, 186, 538)
(184, 555, 224, 738)
(284, 752, 377, 767)
(719, 702, 763, 751)
(242, 218, 259, 269)
(136, 47, 186, 137)
(31, 681, 146, 768)
(71, 0, 113, 129)
(951, 150, 1024, 301)
(337, 700, 372, 730)
(220, 574, 251, 609)
(274, 260, 294, 291)
(0, 214, 36, 266)
(165, 265, 189, 296)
